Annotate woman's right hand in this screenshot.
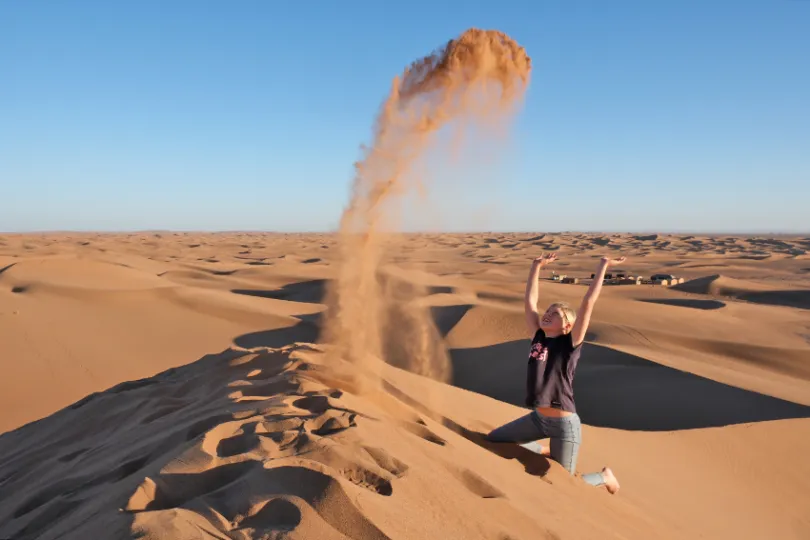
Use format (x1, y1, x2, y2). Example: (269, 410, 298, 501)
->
(600, 256, 627, 268)
(533, 253, 558, 267)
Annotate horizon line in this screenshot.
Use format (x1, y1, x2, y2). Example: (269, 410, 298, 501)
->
(2, 229, 809, 237)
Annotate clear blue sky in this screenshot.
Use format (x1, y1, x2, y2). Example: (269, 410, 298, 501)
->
(2, 1, 808, 233)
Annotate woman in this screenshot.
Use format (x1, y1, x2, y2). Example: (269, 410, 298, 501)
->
(486, 253, 624, 494)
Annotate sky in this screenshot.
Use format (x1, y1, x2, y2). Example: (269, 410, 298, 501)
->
(1, 0, 808, 233)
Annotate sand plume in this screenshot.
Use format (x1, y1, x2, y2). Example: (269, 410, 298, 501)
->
(323, 29, 531, 387)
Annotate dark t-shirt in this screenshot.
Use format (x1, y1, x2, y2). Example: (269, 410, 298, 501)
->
(525, 328, 582, 412)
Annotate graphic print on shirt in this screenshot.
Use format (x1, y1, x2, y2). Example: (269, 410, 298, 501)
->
(529, 341, 548, 364)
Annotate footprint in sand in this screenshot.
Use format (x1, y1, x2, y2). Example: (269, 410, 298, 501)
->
(362, 445, 409, 477)
(185, 414, 235, 442)
(451, 467, 505, 499)
(237, 497, 302, 532)
(127, 464, 392, 539)
(399, 419, 447, 446)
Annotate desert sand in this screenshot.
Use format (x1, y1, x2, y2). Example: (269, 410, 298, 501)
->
(1, 231, 809, 539)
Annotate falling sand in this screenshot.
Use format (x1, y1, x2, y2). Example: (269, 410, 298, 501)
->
(324, 29, 531, 389)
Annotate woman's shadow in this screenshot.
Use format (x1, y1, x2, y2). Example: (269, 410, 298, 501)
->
(444, 415, 551, 477)
(381, 381, 552, 478)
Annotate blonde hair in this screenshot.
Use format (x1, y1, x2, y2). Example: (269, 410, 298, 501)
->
(549, 302, 577, 332)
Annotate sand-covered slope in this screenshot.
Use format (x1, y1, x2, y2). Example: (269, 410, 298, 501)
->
(1, 344, 808, 540)
(0, 345, 663, 540)
(1, 232, 810, 539)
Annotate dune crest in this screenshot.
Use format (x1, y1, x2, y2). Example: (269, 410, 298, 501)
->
(675, 274, 810, 310)
(675, 274, 767, 295)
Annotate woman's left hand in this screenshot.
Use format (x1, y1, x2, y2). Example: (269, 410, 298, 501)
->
(601, 256, 627, 267)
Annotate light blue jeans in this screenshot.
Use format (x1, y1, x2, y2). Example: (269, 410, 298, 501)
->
(486, 410, 605, 486)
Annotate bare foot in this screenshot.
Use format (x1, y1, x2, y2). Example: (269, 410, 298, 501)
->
(602, 467, 620, 494)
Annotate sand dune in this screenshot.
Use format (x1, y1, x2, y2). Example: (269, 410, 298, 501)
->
(1, 232, 810, 539)
(0, 345, 666, 539)
(2, 257, 171, 292)
(675, 274, 810, 310)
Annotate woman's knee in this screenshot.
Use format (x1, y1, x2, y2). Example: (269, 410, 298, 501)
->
(550, 440, 580, 474)
(485, 426, 508, 442)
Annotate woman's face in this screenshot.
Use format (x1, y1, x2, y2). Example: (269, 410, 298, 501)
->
(541, 306, 568, 334)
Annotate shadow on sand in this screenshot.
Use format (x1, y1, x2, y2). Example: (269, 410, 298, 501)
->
(380, 380, 552, 478)
(231, 279, 328, 305)
(736, 290, 810, 311)
(234, 313, 322, 349)
(637, 298, 726, 310)
(232, 300, 471, 352)
(429, 304, 474, 337)
(448, 339, 810, 431)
